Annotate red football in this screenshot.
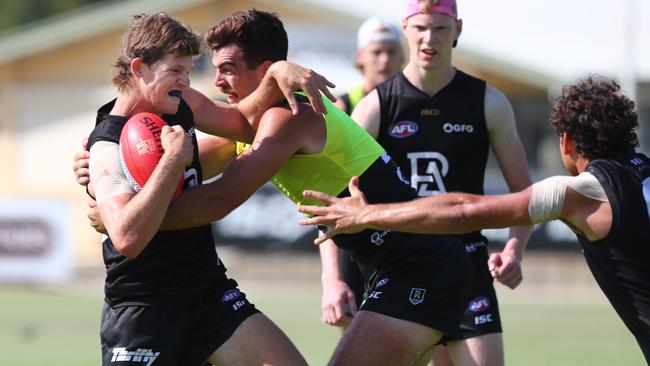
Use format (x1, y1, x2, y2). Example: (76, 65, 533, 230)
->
(119, 112, 183, 200)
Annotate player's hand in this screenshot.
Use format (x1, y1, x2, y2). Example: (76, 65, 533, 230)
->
(488, 250, 523, 289)
(86, 198, 107, 234)
(299, 177, 369, 244)
(73, 138, 90, 186)
(161, 125, 193, 167)
(268, 60, 336, 115)
(321, 276, 357, 328)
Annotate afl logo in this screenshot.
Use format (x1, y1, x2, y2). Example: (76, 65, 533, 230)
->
(468, 297, 490, 312)
(388, 121, 419, 138)
(221, 289, 241, 303)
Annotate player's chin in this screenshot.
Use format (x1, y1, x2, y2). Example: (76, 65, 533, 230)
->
(158, 99, 181, 115)
(225, 94, 239, 104)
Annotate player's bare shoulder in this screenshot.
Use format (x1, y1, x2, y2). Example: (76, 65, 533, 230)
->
(351, 89, 381, 138)
(257, 101, 325, 154)
(484, 84, 517, 139)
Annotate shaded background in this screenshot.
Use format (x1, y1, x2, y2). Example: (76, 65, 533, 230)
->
(0, 0, 648, 364)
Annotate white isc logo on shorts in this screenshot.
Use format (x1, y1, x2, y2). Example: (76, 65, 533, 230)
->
(407, 152, 448, 196)
(111, 348, 160, 366)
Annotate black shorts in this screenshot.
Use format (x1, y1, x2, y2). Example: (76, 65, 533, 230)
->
(360, 233, 472, 335)
(446, 238, 502, 341)
(100, 278, 259, 366)
(339, 249, 370, 311)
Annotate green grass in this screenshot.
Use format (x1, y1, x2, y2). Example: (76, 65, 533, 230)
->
(0, 286, 645, 365)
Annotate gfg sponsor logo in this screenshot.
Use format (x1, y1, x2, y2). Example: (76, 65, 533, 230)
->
(468, 297, 490, 312)
(442, 123, 474, 133)
(388, 121, 419, 138)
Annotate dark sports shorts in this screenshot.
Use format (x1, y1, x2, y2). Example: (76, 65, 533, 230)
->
(446, 238, 502, 341)
(100, 278, 259, 366)
(360, 233, 472, 336)
(339, 249, 369, 312)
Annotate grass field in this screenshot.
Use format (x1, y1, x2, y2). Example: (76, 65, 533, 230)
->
(0, 251, 645, 365)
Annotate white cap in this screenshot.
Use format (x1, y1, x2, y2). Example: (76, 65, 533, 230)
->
(356, 17, 401, 50)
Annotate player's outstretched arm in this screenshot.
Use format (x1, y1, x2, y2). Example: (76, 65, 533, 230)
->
(299, 177, 533, 244)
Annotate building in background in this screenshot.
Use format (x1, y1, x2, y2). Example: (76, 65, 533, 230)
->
(0, 0, 647, 271)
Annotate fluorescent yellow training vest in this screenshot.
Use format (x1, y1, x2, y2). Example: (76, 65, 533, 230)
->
(236, 94, 384, 206)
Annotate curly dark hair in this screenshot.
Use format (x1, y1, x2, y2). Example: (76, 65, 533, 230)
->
(549, 75, 639, 159)
(204, 9, 287, 69)
(112, 13, 202, 91)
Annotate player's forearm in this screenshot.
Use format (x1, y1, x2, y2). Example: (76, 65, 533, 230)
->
(160, 182, 237, 230)
(103, 153, 186, 258)
(361, 193, 528, 235)
(359, 195, 474, 234)
(503, 225, 532, 261)
(319, 239, 343, 281)
(197, 137, 236, 180)
(236, 63, 286, 130)
(184, 88, 254, 143)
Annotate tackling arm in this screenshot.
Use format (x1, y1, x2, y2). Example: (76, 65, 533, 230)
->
(160, 105, 319, 230)
(299, 176, 532, 244)
(189, 61, 336, 141)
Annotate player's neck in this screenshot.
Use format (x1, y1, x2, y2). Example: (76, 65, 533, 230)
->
(403, 63, 455, 96)
(575, 156, 592, 174)
(111, 90, 154, 117)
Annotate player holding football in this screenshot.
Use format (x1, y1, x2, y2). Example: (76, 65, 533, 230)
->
(151, 9, 474, 365)
(79, 9, 473, 365)
(85, 12, 335, 366)
(298, 75, 650, 364)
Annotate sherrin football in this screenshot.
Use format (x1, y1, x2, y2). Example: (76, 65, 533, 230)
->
(119, 112, 184, 200)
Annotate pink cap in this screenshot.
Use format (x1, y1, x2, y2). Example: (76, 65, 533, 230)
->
(405, 0, 458, 20)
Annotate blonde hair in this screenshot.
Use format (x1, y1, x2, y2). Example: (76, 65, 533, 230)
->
(112, 13, 202, 91)
(418, 0, 438, 12)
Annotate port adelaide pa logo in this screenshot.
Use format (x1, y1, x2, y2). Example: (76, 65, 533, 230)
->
(409, 288, 427, 305)
(388, 121, 419, 138)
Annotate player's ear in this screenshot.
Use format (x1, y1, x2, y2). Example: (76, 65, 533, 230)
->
(130, 57, 145, 78)
(560, 133, 574, 155)
(260, 60, 274, 74)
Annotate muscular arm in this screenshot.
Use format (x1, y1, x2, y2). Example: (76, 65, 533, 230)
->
(299, 176, 532, 241)
(484, 85, 533, 287)
(161, 105, 322, 230)
(300, 173, 613, 247)
(90, 126, 191, 258)
(350, 89, 381, 138)
(354, 189, 532, 234)
(188, 61, 336, 142)
(197, 135, 236, 180)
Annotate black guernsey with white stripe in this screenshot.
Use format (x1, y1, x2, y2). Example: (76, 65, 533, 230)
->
(580, 154, 650, 362)
(376, 70, 489, 243)
(88, 99, 225, 307)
